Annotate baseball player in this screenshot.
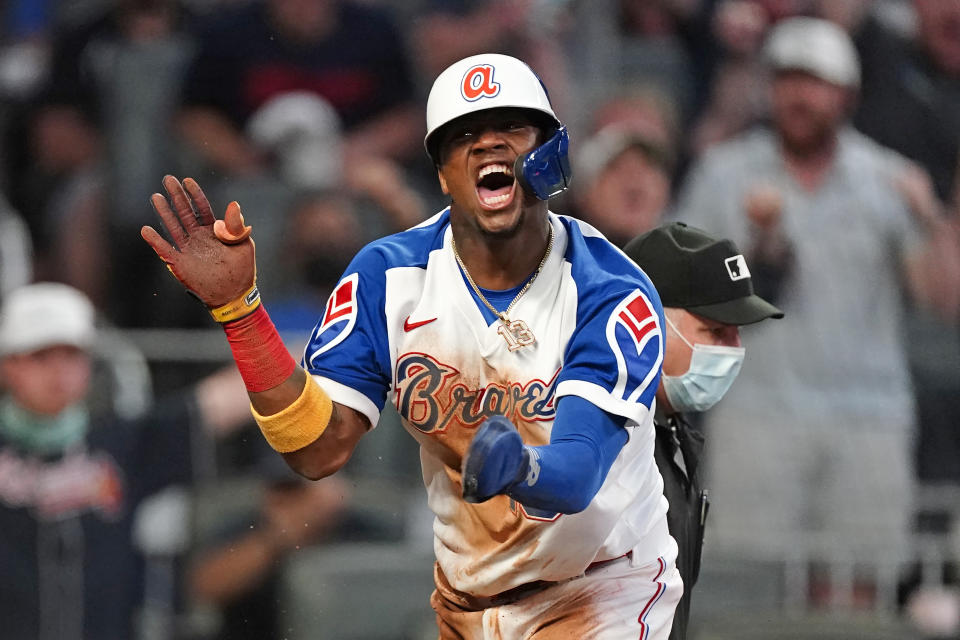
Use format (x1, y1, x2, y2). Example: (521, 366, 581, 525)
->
(143, 53, 681, 638)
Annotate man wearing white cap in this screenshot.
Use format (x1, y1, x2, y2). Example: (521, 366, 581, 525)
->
(670, 16, 960, 606)
(144, 52, 682, 637)
(0, 283, 250, 639)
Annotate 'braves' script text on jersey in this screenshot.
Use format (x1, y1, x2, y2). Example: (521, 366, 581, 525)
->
(303, 210, 672, 596)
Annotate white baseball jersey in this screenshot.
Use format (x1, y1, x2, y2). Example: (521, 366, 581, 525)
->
(303, 209, 672, 596)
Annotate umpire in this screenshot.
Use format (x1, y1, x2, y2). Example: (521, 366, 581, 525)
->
(623, 222, 783, 639)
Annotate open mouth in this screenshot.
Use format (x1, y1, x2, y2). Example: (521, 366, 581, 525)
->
(476, 163, 516, 209)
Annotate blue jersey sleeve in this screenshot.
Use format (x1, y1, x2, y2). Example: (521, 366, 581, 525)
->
(553, 227, 665, 423)
(508, 395, 628, 513)
(301, 247, 393, 419)
(556, 281, 665, 424)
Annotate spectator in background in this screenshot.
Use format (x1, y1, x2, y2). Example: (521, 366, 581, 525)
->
(177, 0, 420, 179)
(566, 87, 679, 245)
(187, 453, 350, 640)
(0, 282, 251, 639)
(853, 0, 960, 473)
(231, 94, 425, 300)
(588, 85, 681, 146)
(670, 16, 960, 608)
(687, 0, 773, 156)
(267, 190, 367, 339)
(173, 0, 428, 322)
(855, 0, 960, 203)
(411, 0, 569, 97)
(36, 0, 196, 228)
(853, 3, 960, 618)
(610, 0, 713, 124)
(569, 126, 674, 246)
(686, 0, 875, 159)
(0, 0, 55, 186)
(19, 0, 200, 327)
(25, 98, 107, 306)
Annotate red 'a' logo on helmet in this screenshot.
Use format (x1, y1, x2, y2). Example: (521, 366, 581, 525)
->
(461, 64, 500, 101)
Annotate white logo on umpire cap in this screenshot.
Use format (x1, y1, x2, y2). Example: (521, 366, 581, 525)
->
(724, 255, 750, 281)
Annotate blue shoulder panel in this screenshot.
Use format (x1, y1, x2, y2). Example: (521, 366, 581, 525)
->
(302, 210, 450, 410)
(555, 217, 665, 410)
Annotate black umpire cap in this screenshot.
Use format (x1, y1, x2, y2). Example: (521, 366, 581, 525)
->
(623, 222, 783, 325)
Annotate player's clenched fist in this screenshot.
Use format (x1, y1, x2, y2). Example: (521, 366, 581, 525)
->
(141, 175, 257, 310)
(461, 415, 533, 504)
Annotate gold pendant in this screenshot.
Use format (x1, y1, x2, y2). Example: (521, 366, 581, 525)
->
(497, 319, 536, 351)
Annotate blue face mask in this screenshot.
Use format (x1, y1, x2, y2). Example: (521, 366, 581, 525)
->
(661, 315, 745, 413)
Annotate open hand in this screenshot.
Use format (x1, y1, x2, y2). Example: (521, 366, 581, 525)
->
(141, 175, 256, 308)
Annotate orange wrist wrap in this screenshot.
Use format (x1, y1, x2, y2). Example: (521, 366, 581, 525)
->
(222, 305, 297, 392)
(209, 284, 261, 323)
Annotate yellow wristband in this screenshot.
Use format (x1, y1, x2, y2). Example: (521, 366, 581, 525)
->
(209, 283, 261, 323)
(251, 375, 332, 453)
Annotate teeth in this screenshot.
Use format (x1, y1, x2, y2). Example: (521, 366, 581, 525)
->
(478, 163, 513, 179)
(481, 193, 512, 205)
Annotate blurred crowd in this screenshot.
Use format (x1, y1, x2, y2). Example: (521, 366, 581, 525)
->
(1, 0, 960, 638)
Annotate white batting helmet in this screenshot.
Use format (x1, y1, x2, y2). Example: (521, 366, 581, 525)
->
(424, 53, 562, 163)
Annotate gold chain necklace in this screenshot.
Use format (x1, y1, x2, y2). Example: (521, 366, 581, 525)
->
(451, 225, 554, 351)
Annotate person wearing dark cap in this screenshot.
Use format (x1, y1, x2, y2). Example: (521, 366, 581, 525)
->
(623, 221, 782, 640)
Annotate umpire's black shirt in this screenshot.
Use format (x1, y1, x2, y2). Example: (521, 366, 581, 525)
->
(654, 407, 708, 640)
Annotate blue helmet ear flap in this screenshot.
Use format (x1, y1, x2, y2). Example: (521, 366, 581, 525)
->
(513, 126, 572, 200)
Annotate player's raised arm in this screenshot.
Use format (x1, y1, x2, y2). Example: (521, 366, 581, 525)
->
(141, 175, 368, 479)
